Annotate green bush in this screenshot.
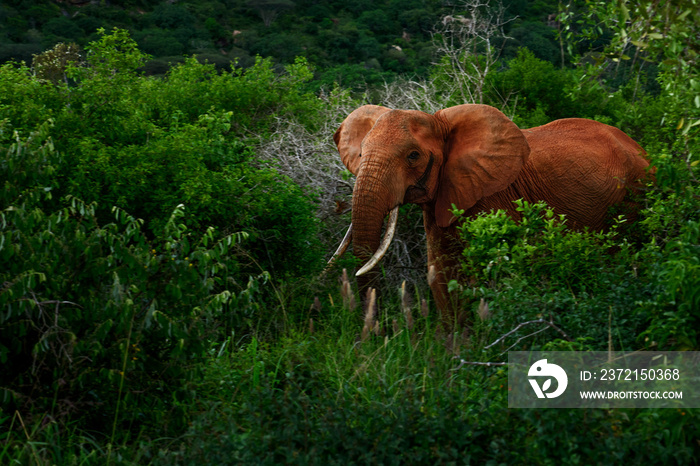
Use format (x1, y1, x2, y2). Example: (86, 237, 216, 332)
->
(152, 341, 697, 465)
(0, 29, 325, 278)
(454, 199, 632, 289)
(639, 219, 700, 350)
(0, 123, 267, 433)
(487, 48, 575, 127)
(635, 146, 700, 350)
(0, 30, 326, 441)
(451, 200, 651, 350)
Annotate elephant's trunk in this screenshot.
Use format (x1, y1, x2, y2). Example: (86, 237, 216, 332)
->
(356, 206, 398, 276)
(326, 206, 398, 277)
(350, 166, 402, 278)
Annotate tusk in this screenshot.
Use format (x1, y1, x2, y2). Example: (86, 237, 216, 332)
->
(327, 223, 353, 265)
(356, 206, 399, 277)
(318, 224, 353, 279)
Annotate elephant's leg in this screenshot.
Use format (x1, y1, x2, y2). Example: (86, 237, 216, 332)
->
(424, 212, 467, 330)
(427, 247, 467, 329)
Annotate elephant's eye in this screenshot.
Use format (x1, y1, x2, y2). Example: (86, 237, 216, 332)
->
(407, 151, 420, 161)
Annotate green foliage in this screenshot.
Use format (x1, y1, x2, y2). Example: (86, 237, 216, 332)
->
(455, 200, 632, 291)
(640, 220, 700, 350)
(451, 200, 651, 349)
(42, 16, 84, 45)
(1, 29, 324, 279)
(1, 7, 699, 464)
(161, 390, 696, 464)
(0, 0, 449, 80)
(558, 0, 699, 137)
(634, 146, 700, 350)
(0, 29, 324, 448)
(0, 62, 61, 130)
(69, 27, 151, 81)
(0, 124, 265, 434)
(488, 48, 575, 126)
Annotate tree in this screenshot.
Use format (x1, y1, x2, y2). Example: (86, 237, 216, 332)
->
(613, 0, 699, 134)
(31, 42, 82, 85)
(247, 0, 295, 27)
(431, 0, 512, 104)
(559, 0, 699, 144)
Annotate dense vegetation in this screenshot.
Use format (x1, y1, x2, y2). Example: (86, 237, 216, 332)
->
(3, 0, 609, 86)
(1, 0, 699, 463)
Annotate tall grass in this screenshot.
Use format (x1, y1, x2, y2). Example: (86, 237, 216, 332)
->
(149, 265, 696, 465)
(2, 258, 698, 464)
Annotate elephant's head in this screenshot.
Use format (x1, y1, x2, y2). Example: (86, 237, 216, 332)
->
(330, 104, 530, 277)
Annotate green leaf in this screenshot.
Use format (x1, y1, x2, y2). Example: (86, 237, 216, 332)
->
(619, 3, 629, 22)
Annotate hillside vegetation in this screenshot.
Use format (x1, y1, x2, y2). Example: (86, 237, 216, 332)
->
(4, 0, 611, 83)
(1, 0, 699, 463)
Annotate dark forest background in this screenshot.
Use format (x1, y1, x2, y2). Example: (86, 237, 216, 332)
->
(2, 0, 600, 81)
(1, 0, 699, 464)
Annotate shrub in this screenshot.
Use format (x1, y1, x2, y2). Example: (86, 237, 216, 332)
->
(454, 200, 631, 289)
(636, 146, 700, 350)
(451, 200, 651, 349)
(486, 48, 575, 127)
(0, 124, 266, 434)
(1, 29, 325, 279)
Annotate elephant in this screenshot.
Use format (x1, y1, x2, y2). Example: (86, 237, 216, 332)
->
(328, 104, 651, 327)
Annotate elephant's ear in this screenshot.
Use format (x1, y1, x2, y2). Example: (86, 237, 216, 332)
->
(334, 105, 391, 175)
(433, 104, 530, 228)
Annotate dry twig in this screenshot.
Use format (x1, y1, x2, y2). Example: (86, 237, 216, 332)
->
(452, 317, 571, 370)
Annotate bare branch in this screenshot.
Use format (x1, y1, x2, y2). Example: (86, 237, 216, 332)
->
(451, 357, 507, 371)
(452, 316, 571, 372)
(485, 318, 572, 350)
(432, 0, 513, 104)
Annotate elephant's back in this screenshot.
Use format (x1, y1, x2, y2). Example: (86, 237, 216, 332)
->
(523, 118, 646, 166)
(521, 118, 649, 181)
(517, 118, 651, 229)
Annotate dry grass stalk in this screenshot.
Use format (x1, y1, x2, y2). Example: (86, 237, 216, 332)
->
(420, 298, 429, 318)
(340, 268, 357, 312)
(444, 332, 454, 354)
(443, 328, 470, 355)
(401, 281, 414, 330)
(477, 298, 490, 321)
(309, 318, 314, 334)
(361, 288, 377, 342)
(427, 265, 437, 285)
